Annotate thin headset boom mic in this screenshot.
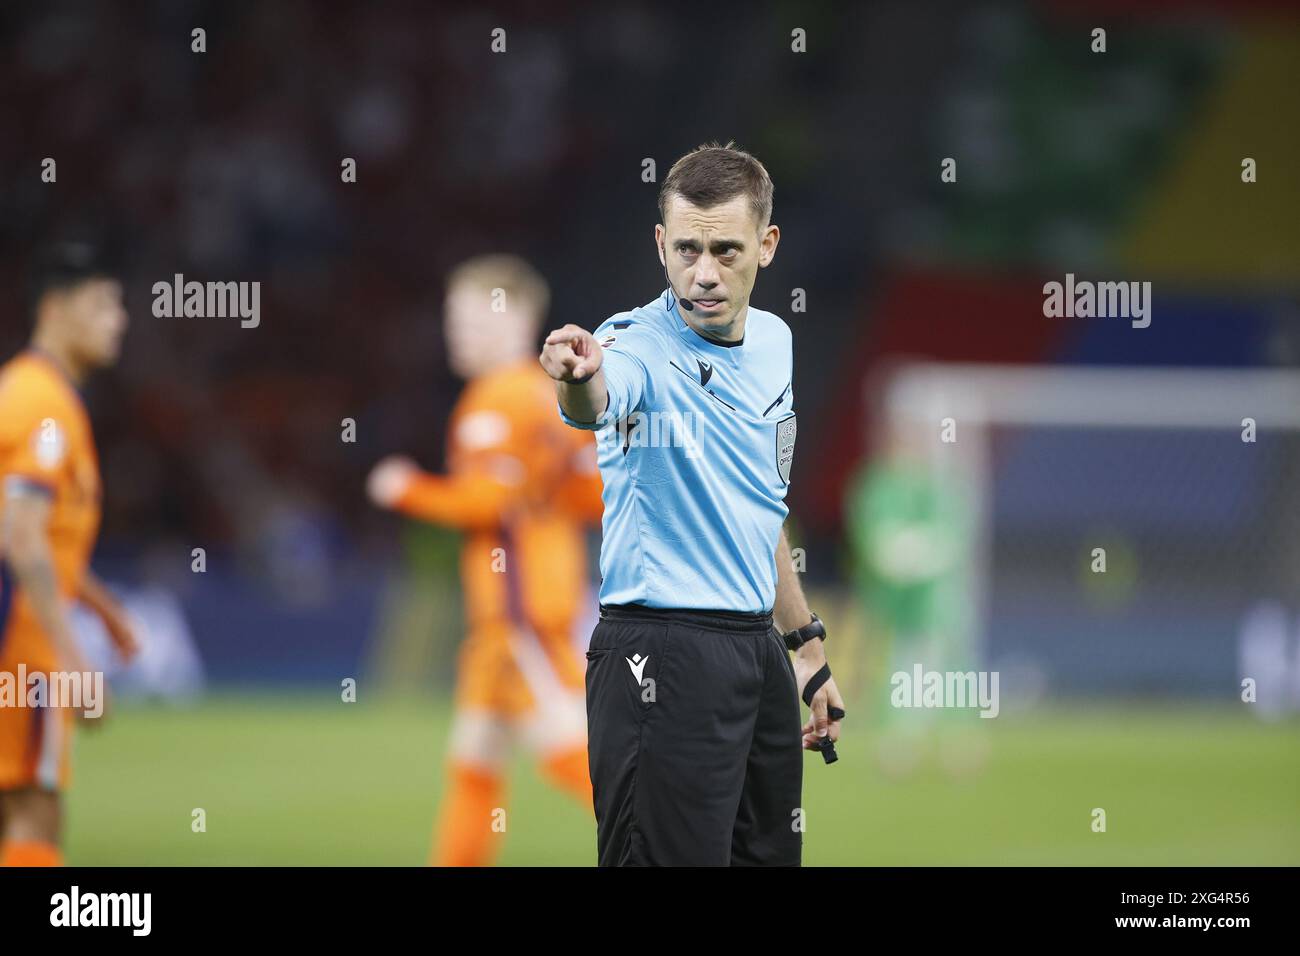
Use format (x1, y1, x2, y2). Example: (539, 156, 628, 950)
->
(664, 262, 694, 311)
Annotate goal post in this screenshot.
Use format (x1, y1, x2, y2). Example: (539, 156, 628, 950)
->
(872, 362, 1300, 711)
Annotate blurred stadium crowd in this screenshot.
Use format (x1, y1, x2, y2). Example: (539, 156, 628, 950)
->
(2, 1, 1296, 686)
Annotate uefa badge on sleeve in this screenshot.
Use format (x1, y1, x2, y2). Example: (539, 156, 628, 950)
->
(776, 414, 796, 484)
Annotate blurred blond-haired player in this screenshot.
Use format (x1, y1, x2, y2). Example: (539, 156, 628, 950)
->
(368, 255, 602, 866)
(0, 243, 139, 867)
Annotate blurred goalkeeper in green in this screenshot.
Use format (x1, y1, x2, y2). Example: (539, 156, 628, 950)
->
(846, 411, 982, 777)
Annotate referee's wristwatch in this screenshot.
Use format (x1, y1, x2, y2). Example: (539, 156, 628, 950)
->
(781, 612, 826, 652)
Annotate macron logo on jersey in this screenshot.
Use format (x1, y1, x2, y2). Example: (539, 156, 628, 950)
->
(696, 359, 713, 387)
(626, 653, 648, 683)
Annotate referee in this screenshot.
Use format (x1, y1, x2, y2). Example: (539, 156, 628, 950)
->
(539, 142, 844, 866)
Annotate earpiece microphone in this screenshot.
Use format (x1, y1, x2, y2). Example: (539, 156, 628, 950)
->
(663, 261, 693, 311)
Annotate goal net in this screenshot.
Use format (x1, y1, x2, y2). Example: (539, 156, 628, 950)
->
(876, 363, 1300, 713)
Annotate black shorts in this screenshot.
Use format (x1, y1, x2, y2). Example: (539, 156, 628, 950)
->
(585, 603, 803, 866)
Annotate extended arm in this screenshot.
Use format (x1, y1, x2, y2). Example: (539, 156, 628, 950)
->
(367, 458, 520, 531)
(78, 569, 140, 661)
(540, 324, 608, 424)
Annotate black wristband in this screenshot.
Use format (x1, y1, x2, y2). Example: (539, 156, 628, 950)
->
(782, 612, 825, 652)
(569, 370, 595, 385)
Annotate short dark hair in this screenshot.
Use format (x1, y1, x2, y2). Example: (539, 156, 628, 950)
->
(658, 141, 774, 230)
(28, 241, 116, 319)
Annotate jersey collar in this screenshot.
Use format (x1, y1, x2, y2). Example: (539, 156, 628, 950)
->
(665, 292, 747, 357)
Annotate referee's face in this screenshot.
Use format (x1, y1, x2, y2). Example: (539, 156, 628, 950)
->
(657, 194, 779, 342)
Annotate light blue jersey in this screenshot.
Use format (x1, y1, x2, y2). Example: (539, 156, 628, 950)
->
(560, 291, 796, 612)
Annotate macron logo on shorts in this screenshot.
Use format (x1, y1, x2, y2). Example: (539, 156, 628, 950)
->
(626, 654, 648, 684)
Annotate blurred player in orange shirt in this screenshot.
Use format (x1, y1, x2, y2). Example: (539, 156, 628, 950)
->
(367, 255, 603, 866)
(0, 243, 139, 867)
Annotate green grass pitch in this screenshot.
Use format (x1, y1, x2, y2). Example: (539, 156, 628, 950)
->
(64, 693, 1300, 865)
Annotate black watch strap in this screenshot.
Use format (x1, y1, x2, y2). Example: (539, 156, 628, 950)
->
(781, 612, 825, 652)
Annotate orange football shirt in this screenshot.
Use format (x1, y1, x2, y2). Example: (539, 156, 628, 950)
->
(0, 350, 102, 673)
